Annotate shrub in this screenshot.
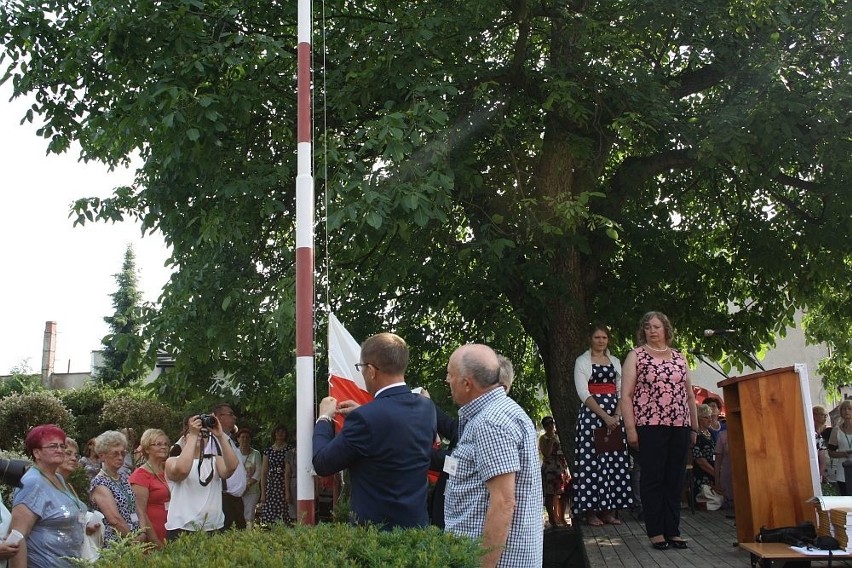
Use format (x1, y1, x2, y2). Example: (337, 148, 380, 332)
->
(0, 372, 43, 398)
(99, 391, 182, 441)
(57, 386, 118, 445)
(0, 392, 74, 451)
(92, 523, 482, 567)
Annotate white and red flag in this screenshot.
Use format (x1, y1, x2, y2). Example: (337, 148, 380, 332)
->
(327, 313, 373, 429)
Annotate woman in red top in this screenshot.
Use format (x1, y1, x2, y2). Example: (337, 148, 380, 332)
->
(621, 311, 698, 551)
(129, 429, 171, 548)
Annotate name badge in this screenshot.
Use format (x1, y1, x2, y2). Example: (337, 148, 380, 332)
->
(443, 456, 459, 476)
(163, 500, 170, 511)
(130, 513, 139, 523)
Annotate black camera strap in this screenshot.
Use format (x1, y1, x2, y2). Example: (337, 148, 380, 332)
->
(196, 433, 222, 487)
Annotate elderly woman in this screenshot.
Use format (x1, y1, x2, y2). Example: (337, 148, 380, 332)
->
(621, 311, 698, 550)
(129, 429, 171, 548)
(237, 428, 263, 530)
(89, 431, 144, 546)
(692, 404, 716, 494)
(9, 424, 85, 568)
(572, 323, 632, 526)
(58, 439, 81, 481)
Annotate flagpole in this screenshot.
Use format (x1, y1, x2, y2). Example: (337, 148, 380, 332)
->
(295, 0, 316, 524)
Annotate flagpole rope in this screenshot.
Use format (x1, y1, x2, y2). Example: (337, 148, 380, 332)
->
(321, 0, 330, 314)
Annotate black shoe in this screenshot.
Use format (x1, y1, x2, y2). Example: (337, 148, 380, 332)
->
(651, 541, 669, 550)
(666, 538, 688, 549)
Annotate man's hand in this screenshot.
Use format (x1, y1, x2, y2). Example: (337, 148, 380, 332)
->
(318, 396, 338, 417)
(336, 400, 360, 416)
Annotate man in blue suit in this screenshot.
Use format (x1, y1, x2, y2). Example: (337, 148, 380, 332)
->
(312, 332, 437, 528)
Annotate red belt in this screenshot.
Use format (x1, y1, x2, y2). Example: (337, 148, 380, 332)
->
(588, 383, 617, 395)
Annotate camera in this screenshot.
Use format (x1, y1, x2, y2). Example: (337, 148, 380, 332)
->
(0, 458, 29, 488)
(199, 414, 217, 429)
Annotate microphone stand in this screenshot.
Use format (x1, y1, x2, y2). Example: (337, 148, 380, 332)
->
(719, 335, 766, 372)
(689, 349, 729, 381)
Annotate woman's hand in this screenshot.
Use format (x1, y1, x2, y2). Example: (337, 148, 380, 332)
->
(603, 414, 620, 432)
(84, 521, 101, 536)
(626, 428, 639, 449)
(0, 541, 20, 560)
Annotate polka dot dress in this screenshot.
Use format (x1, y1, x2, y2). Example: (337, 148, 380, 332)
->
(572, 363, 633, 515)
(261, 445, 291, 524)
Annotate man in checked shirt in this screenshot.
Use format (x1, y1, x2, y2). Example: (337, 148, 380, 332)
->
(443, 344, 543, 568)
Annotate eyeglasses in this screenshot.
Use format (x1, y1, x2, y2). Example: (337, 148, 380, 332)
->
(106, 450, 128, 458)
(355, 362, 379, 372)
(40, 443, 67, 452)
(150, 442, 170, 447)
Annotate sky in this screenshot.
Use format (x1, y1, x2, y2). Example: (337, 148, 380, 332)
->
(0, 81, 173, 375)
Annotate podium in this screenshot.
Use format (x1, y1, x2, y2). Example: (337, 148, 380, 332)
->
(718, 365, 820, 543)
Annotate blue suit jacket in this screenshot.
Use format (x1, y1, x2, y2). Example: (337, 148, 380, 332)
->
(312, 385, 437, 528)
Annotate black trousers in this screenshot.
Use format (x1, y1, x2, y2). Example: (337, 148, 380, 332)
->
(636, 425, 690, 539)
(222, 492, 246, 530)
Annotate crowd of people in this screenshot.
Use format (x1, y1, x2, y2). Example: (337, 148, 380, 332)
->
(2, 309, 740, 566)
(0, 404, 299, 567)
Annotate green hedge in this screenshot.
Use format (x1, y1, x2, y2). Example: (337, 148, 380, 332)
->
(0, 392, 75, 451)
(93, 524, 482, 567)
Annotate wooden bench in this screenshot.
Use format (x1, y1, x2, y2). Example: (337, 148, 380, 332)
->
(739, 542, 851, 567)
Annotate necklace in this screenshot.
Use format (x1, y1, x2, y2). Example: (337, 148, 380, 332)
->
(100, 467, 120, 481)
(32, 466, 85, 512)
(644, 344, 670, 353)
(145, 461, 170, 493)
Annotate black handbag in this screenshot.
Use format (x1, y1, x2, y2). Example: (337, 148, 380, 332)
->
(756, 521, 817, 547)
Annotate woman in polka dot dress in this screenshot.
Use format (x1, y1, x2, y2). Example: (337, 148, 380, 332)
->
(260, 425, 292, 525)
(572, 324, 633, 526)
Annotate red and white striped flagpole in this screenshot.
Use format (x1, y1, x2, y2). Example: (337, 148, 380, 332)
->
(295, 0, 316, 525)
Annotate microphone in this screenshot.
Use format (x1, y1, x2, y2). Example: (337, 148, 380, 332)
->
(704, 329, 736, 337)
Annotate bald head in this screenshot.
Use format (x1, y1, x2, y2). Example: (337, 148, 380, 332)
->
(446, 344, 502, 406)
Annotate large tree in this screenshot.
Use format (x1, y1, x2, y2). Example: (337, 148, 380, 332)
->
(97, 244, 145, 387)
(2, 0, 849, 451)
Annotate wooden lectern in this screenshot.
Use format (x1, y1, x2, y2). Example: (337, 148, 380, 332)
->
(718, 365, 820, 544)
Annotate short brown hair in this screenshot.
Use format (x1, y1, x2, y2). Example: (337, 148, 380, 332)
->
(360, 333, 409, 375)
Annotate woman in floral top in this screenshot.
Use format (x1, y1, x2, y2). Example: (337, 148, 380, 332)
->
(621, 311, 698, 551)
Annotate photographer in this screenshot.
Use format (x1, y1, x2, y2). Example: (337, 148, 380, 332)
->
(164, 415, 238, 538)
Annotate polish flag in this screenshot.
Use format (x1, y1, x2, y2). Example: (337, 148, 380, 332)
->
(327, 313, 373, 429)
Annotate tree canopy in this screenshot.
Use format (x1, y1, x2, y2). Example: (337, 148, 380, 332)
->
(2, 0, 849, 449)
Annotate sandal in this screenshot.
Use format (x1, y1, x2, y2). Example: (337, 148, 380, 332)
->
(602, 515, 622, 525)
(586, 516, 604, 526)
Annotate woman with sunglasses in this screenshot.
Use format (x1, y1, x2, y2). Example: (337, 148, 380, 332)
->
(8, 424, 85, 568)
(89, 431, 146, 546)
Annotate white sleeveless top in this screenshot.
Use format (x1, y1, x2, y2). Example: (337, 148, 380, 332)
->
(165, 457, 223, 531)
